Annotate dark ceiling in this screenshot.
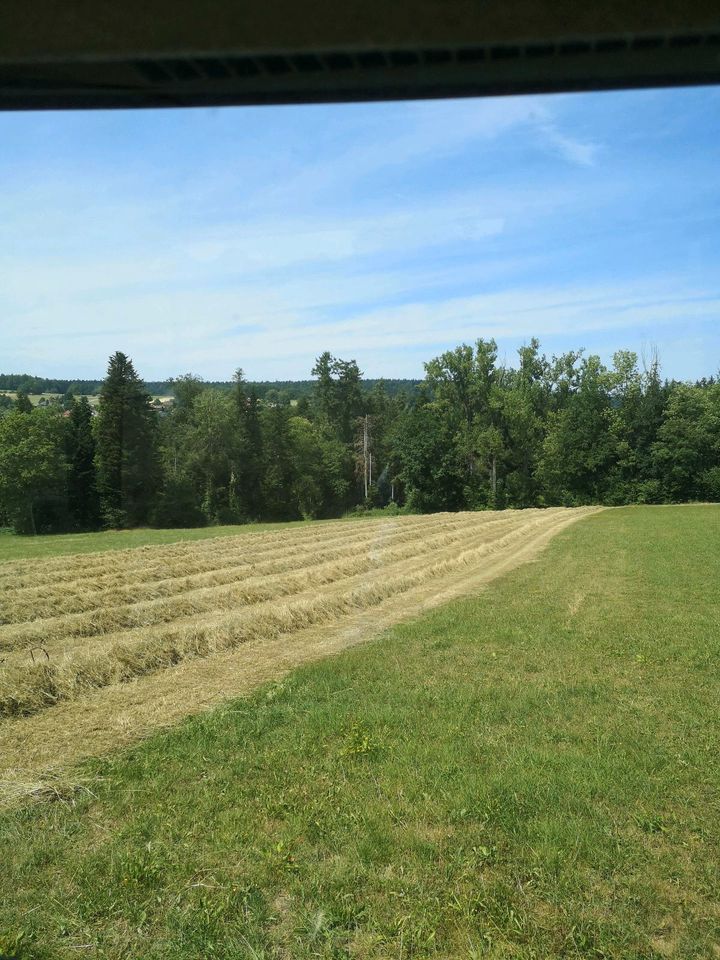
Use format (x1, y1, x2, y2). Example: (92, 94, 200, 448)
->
(1, 1, 719, 109)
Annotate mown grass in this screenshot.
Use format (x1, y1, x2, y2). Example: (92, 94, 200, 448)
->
(0, 509, 408, 564)
(0, 510, 557, 718)
(1, 505, 719, 959)
(0, 520, 325, 564)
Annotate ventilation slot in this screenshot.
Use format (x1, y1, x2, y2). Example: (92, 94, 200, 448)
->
(131, 32, 715, 89)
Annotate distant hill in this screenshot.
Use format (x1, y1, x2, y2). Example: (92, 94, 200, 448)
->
(0, 374, 420, 400)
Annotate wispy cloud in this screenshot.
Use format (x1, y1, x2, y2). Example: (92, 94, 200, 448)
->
(535, 119, 599, 166)
(5, 275, 717, 381)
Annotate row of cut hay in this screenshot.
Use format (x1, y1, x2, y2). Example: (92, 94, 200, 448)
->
(0, 516, 401, 619)
(0, 508, 472, 586)
(0, 510, 572, 717)
(0, 536, 371, 625)
(0, 523, 470, 623)
(0, 515, 399, 599)
(0, 511, 496, 616)
(0, 515, 391, 590)
(0, 511, 468, 596)
(0, 512, 524, 652)
(0, 511, 495, 635)
(0, 509, 572, 718)
(1, 507, 538, 705)
(0, 515, 391, 587)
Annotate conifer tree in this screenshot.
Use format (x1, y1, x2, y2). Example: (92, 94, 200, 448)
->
(234, 369, 265, 519)
(95, 352, 158, 528)
(261, 400, 296, 520)
(66, 396, 99, 529)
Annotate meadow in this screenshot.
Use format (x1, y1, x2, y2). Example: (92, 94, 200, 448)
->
(1, 505, 718, 958)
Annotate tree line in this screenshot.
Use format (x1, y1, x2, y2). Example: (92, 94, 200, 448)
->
(0, 373, 418, 403)
(0, 340, 718, 535)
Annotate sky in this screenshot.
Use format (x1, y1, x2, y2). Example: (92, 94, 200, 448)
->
(0, 86, 719, 383)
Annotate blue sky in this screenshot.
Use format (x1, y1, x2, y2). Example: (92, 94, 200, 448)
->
(1, 86, 719, 382)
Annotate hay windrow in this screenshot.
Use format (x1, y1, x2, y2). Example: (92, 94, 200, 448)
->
(0, 511, 492, 620)
(0, 510, 492, 602)
(0, 509, 591, 718)
(0, 512, 523, 648)
(0, 510, 478, 587)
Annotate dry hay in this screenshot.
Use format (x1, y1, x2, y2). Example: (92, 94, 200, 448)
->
(0, 511, 491, 624)
(0, 507, 602, 800)
(0, 512, 518, 652)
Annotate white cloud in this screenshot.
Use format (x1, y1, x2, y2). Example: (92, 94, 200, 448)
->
(536, 120, 599, 167)
(3, 274, 717, 380)
(1, 178, 591, 317)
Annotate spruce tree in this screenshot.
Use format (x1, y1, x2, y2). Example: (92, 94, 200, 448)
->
(95, 352, 158, 528)
(261, 401, 296, 520)
(234, 369, 265, 519)
(66, 396, 100, 529)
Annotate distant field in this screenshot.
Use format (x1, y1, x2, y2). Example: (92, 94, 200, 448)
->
(0, 391, 62, 405)
(0, 390, 100, 408)
(0, 390, 172, 416)
(1, 505, 718, 959)
(0, 391, 172, 407)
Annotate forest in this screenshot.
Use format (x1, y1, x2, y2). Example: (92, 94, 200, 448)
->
(0, 373, 418, 402)
(0, 338, 718, 535)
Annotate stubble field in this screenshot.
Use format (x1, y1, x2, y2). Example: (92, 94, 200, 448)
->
(0, 508, 595, 798)
(1, 505, 719, 959)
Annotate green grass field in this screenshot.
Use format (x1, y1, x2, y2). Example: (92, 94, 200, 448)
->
(1, 505, 719, 959)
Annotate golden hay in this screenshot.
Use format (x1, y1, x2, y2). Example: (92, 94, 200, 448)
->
(0, 509, 586, 718)
(0, 511, 449, 587)
(0, 507, 603, 801)
(0, 511, 482, 621)
(0, 512, 518, 647)
(0, 510, 482, 603)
